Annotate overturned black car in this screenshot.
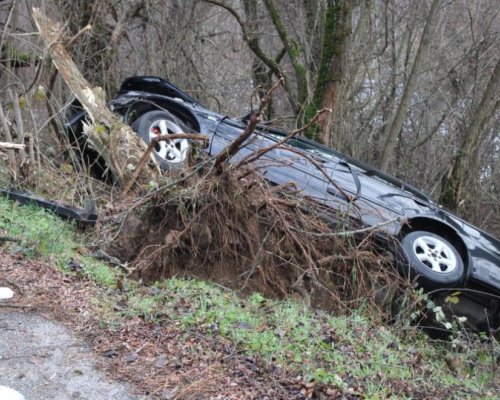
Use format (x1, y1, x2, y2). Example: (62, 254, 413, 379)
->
(66, 76, 500, 330)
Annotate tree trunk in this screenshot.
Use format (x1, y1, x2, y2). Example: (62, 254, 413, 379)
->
(378, 0, 441, 171)
(440, 58, 500, 210)
(31, 7, 154, 189)
(304, 0, 352, 145)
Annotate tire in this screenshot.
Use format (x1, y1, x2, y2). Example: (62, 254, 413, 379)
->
(400, 231, 465, 287)
(132, 110, 190, 171)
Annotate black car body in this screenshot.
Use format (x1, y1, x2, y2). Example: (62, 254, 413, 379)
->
(66, 76, 500, 329)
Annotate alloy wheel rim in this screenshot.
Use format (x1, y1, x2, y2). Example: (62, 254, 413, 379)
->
(148, 118, 189, 163)
(412, 235, 458, 273)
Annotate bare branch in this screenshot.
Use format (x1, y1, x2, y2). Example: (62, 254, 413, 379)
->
(123, 133, 209, 195)
(66, 24, 92, 49)
(110, 0, 144, 47)
(263, 0, 308, 106)
(213, 78, 284, 171)
(235, 108, 332, 168)
(0, 141, 25, 150)
(202, 0, 300, 111)
(292, 218, 401, 238)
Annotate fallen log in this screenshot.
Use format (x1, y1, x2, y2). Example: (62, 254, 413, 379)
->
(31, 8, 155, 189)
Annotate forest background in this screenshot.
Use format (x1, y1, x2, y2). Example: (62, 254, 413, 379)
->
(0, 0, 499, 236)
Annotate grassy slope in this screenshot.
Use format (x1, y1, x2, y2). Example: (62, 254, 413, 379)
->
(0, 196, 498, 399)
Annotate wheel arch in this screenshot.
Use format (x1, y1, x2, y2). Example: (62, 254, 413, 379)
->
(399, 217, 470, 276)
(124, 97, 200, 133)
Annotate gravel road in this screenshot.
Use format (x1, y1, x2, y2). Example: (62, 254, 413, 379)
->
(0, 310, 138, 400)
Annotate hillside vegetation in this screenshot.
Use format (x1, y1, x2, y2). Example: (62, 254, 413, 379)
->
(1, 196, 498, 399)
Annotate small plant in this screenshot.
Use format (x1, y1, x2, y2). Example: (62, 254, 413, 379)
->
(81, 257, 120, 288)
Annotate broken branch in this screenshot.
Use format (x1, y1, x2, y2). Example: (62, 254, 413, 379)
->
(213, 78, 284, 171)
(0, 141, 25, 150)
(66, 24, 92, 49)
(31, 7, 154, 188)
(235, 108, 332, 168)
(122, 133, 209, 195)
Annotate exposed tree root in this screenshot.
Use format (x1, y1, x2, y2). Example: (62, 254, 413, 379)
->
(98, 158, 406, 315)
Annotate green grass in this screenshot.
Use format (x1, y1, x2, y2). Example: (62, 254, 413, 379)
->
(0, 196, 77, 259)
(1, 195, 498, 398)
(79, 256, 120, 287)
(123, 278, 499, 397)
(0, 196, 121, 287)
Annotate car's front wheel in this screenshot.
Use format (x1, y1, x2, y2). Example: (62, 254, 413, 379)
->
(401, 231, 465, 287)
(132, 110, 190, 171)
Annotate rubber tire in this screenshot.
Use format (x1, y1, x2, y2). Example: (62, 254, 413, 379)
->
(400, 230, 465, 288)
(132, 110, 190, 171)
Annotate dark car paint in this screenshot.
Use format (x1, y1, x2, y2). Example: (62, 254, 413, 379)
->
(66, 76, 500, 320)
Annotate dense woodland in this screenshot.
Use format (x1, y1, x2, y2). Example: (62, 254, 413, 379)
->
(0, 0, 499, 236)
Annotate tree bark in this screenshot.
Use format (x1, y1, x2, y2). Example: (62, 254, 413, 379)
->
(378, 0, 441, 171)
(304, 0, 352, 145)
(31, 7, 154, 189)
(440, 58, 500, 210)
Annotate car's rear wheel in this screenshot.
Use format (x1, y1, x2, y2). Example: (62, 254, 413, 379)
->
(401, 230, 465, 287)
(132, 110, 190, 171)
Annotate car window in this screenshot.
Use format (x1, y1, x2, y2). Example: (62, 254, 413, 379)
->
(264, 132, 340, 162)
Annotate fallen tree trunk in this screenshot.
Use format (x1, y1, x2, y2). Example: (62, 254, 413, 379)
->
(31, 7, 155, 189)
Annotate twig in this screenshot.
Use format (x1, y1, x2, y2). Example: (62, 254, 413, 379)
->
(291, 218, 401, 237)
(278, 145, 356, 203)
(122, 132, 209, 195)
(66, 24, 92, 49)
(213, 78, 284, 171)
(234, 108, 332, 168)
(90, 249, 131, 273)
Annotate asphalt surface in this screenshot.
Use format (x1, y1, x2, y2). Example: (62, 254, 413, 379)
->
(0, 311, 138, 400)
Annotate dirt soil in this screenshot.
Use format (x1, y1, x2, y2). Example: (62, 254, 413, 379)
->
(0, 253, 339, 400)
